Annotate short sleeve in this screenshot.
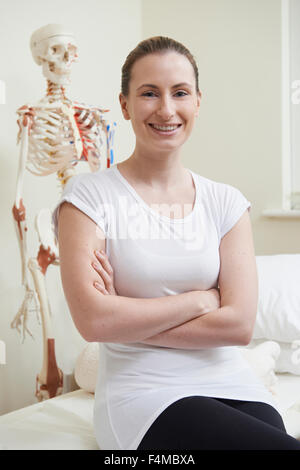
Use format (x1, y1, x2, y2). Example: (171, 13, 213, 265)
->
(218, 183, 251, 240)
(51, 173, 108, 241)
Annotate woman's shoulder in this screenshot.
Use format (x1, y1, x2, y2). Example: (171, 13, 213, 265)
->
(53, 168, 117, 238)
(190, 170, 251, 239)
(190, 169, 236, 196)
(63, 166, 117, 193)
(68, 166, 115, 184)
(190, 169, 250, 211)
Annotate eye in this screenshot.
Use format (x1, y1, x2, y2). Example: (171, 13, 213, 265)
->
(51, 46, 60, 54)
(174, 90, 188, 97)
(141, 91, 157, 98)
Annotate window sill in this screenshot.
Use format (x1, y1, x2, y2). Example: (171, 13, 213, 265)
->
(262, 209, 300, 218)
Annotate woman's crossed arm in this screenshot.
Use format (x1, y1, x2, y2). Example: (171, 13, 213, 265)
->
(58, 202, 215, 344)
(90, 209, 258, 349)
(138, 209, 258, 349)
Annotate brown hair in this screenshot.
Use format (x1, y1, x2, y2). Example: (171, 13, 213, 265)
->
(121, 36, 199, 96)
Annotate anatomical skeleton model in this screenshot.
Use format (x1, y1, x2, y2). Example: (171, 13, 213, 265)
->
(11, 24, 115, 401)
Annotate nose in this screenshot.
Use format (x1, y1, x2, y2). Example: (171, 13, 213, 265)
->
(63, 50, 70, 63)
(156, 95, 175, 121)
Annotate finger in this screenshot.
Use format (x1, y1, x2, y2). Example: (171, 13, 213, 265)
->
(95, 251, 114, 276)
(92, 261, 113, 288)
(94, 281, 108, 295)
(91, 261, 106, 282)
(93, 252, 117, 295)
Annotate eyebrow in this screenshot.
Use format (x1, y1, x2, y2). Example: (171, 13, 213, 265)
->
(137, 82, 193, 91)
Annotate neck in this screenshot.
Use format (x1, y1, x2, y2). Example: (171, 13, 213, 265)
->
(45, 80, 70, 104)
(123, 145, 187, 190)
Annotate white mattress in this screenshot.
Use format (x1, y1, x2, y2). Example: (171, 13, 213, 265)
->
(276, 373, 300, 439)
(0, 374, 299, 450)
(0, 390, 98, 450)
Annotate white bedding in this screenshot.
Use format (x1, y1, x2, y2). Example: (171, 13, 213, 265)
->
(0, 373, 299, 450)
(276, 373, 300, 440)
(0, 390, 98, 450)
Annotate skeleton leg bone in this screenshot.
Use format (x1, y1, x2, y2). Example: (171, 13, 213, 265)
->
(28, 257, 63, 401)
(31, 209, 61, 400)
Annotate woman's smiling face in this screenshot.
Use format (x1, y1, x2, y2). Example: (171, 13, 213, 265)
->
(119, 51, 201, 154)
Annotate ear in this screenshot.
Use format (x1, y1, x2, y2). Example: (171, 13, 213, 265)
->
(195, 90, 201, 117)
(119, 93, 131, 120)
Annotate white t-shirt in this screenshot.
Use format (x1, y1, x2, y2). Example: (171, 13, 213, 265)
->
(52, 165, 277, 450)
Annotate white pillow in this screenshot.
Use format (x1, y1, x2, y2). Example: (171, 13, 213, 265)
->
(250, 338, 300, 375)
(75, 341, 280, 397)
(254, 255, 300, 343)
(74, 343, 99, 393)
(240, 341, 281, 398)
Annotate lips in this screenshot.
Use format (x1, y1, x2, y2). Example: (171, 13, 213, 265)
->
(148, 123, 182, 134)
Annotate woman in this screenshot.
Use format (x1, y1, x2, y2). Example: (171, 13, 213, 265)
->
(53, 37, 300, 450)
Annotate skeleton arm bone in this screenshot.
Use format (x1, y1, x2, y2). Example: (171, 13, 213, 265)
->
(13, 110, 34, 287)
(12, 111, 39, 340)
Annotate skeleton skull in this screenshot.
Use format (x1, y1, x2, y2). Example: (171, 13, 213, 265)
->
(30, 24, 78, 85)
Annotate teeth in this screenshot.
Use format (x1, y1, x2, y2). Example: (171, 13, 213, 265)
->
(151, 124, 179, 131)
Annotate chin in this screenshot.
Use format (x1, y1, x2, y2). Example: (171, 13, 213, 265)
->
(150, 142, 184, 155)
(152, 136, 188, 151)
(42, 65, 71, 85)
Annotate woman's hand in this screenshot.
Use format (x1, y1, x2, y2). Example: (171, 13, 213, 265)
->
(92, 250, 117, 295)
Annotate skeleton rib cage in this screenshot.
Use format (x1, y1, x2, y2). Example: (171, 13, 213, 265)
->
(17, 101, 109, 176)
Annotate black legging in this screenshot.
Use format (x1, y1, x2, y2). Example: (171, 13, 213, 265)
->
(137, 396, 300, 450)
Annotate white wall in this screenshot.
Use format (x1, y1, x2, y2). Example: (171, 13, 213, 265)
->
(142, 0, 300, 254)
(290, 0, 300, 201)
(0, 0, 141, 414)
